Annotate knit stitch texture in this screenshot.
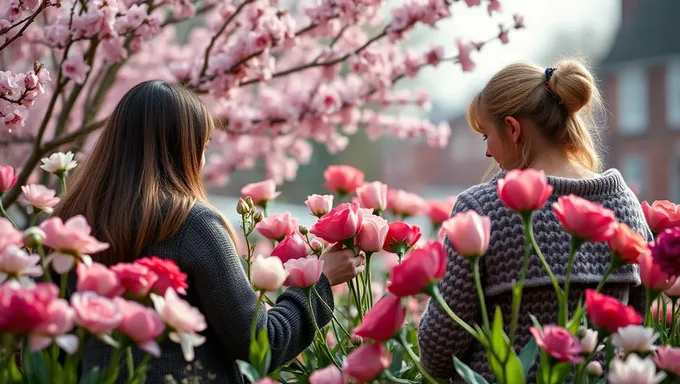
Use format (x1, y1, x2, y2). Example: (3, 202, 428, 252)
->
(75, 202, 335, 384)
(417, 169, 651, 383)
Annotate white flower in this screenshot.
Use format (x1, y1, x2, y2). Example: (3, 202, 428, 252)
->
(580, 328, 599, 354)
(40, 151, 77, 175)
(0, 245, 43, 286)
(611, 325, 659, 355)
(608, 354, 666, 384)
(150, 289, 207, 362)
(251, 254, 288, 292)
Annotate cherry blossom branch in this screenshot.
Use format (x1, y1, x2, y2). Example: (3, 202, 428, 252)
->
(161, 3, 215, 27)
(0, 1, 52, 51)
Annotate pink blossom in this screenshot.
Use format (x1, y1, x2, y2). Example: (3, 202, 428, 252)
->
(115, 298, 165, 357)
(0, 245, 43, 285)
(487, 0, 502, 15)
(456, 38, 475, 72)
(530, 325, 583, 363)
(62, 55, 91, 84)
(464, 0, 481, 6)
(0, 217, 23, 253)
(76, 262, 123, 298)
(71, 291, 122, 334)
(21, 184, 60, 214)
(29, 299, 79, 354)
(386, 189, 426, 218)
(0, 165, 18, 193)
(39, 216, 108, 273)
(150, 288, 207, 361)
(255, 212, 298, 241)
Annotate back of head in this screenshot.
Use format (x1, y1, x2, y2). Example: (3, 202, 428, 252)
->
(54, 80, 228, 265)
(467, 57, 603, 172)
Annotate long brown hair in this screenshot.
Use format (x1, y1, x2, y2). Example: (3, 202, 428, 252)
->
(54, 80, 236, 265)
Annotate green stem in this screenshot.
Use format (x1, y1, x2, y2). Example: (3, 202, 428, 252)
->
(595, 262, 617, 293)
(427, 286, 480, 341)
(305, 289, 341, 369)
(251, 291, 264, 344)
(383, 370, 413, 383)
(59, 174, 67, 195)
(510, 214, 532, 344)
(671, 300, 678, 343)
(129, 354, 153, 384)
(36, 245, 51, 283)
(644, 289, 654, 327)
(0, 198, 17, 228)
(562, 236, 583, 325)
(29, 211, 37, 227)
(396, 333, 438, 384)
(126, 347, 134, 381)
(59, 272, 68, 299)
(241, 215, 253, 282)
(313, 287, 352, 339)
(365, 253, 373, 307)
(528, 225, 563, 295)
(472, 257, 490, 331)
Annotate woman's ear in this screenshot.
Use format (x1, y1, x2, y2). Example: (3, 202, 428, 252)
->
(503, 116, 522, 145)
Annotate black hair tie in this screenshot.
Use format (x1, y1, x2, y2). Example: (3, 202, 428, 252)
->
(545, 67, 556, 82)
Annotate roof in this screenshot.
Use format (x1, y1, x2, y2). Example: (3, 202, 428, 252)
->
(600, 0, 680, 67)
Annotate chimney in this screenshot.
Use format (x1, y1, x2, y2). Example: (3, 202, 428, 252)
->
(621, 0, 638, 27)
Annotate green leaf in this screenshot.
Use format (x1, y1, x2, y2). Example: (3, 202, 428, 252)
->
(236, 360, 262, 382)
(548, 362, 572, 384)
(453, 356, 490, 384)
(78, 367, 101, 384)
(487, 307, 526, 384)
(388, 344, 405, 374)
(518, 339, 538, 376)
(529, 314, 542, 331)
(257, 328, 272, 376)
(23, 350, 49, 384)
(567, 302, 586, 333)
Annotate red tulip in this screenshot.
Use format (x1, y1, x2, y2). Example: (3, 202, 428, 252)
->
(497, 168, 553, 212)
(441, 210, 490, 258)
(342, 343, 390, 382)
(352, 294, 406, 342)
(607, 223, 649, 264)
(387, 241, 446, 297)
(309, 203, 365, 243)
(552, 195, 616, 242)
(323, 165, 365, 195)
(382, 222, 421, 255)
(642, 200, 680, 234)
(427, 200, 454, 226)
(585, 289, 642, 333)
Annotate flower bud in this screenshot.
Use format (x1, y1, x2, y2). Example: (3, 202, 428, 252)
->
(576, 326, 587, 338)
(24, 226, 46, 248)
(253, 211, 264, 223)
(245, 196, 254, 209)
(586, 361, 602, 377)
(299, 225, 308, 236)
(310, 238, 324, 253)
(236, 199, 250, 215)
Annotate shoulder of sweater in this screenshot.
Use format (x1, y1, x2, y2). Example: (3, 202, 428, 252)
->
(454, 180, 499, 214)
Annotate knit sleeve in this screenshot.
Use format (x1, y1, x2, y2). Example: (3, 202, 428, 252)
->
(417, 193, 484, 380)
(179, 207, 334, 369)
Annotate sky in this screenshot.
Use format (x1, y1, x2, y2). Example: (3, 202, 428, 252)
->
(395, 0, 622, 121)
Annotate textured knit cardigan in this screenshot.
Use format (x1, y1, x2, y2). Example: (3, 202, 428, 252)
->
(417, 169, 652, 383)
(73, 202, 335, 384)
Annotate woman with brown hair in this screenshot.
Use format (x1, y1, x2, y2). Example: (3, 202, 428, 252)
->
(54, 80, 364, 383)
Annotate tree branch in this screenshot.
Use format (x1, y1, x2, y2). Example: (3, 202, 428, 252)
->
(0, 1, 50, 51)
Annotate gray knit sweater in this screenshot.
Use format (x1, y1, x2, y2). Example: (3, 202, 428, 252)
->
(417, 169, 652, 383)
(77, 202, 335, 383)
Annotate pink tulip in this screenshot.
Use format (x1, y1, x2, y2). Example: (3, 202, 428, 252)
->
(0, 282, 57, 334)
(110, 262, 159, 297)
(115, 298, 165, 357)
(253, 379, 279, 384)
(530, 325, 583, 363)
(71, 291, 122, 334)
(76, 262, 123, 298)
(255, 212, 298, 241)
(271, 231, 311, 263)
(284, 256, 324, 288)
(441, 210, 491, 258)
(309, 203, 365, 243)
(382, 222, 421, 255)
(388, 241, 446, 297)
(357, 215, 389, 253)
(21, 184, 60, 214)
(40, 215, 109, 273)
(607, 223, 649, 264)
(241, 179, 280, 207)
(650, 297, 673, 324)
(29, 298, 79, 354)
(309, 365, 345, 384)
(150, 288, 207, 361)
(0, 165, 17, 193)
(305, 194, 334, 217)
(653, 346, 680, 376)
(356, 181, 388, 212)
(497, 169, 554, 212)
(427, 199, 454, 226)
(0, 245, 43, 285)
(641, 200, 680, 234)
(387, 189, 427, 218)
(353, 294, 406, 342)
(323, 165, 365, 195)
(251, 255, 289, 292)
(552, 195, 617, 242)
(0, 218, 23, 253)
(343, 343, 390, 382)
(638, 251, 674, 291)
(665, 278, 680, 298)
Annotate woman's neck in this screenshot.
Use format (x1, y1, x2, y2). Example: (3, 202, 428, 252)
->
(526, 151, 598, 180)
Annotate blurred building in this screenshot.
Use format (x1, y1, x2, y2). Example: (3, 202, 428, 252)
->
(599, 0, 680, 202)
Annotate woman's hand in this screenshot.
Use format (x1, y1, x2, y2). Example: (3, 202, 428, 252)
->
(319, 242, 365, 286)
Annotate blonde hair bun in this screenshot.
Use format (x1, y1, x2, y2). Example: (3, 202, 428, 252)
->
(550, 59, 595, 115)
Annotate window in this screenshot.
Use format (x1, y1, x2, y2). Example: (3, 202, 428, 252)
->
(617, 66, 648, 134)
(620, 154, 647, 200)
(667, 60, 680, 128)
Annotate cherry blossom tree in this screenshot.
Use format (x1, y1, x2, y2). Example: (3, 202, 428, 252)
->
(0, 0, 524, 208)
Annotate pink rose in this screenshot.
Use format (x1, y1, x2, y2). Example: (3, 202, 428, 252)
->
(77, 262, 123, 298)
(241, 179, 280, 207)
(356, 215, 389, 253)
(111, 262, 159, 297)
(21, 184, 60, 214)
(0, 245, 43, 285)
(653, 346, 680, 376)
(441, 210, 491, 258)
(323, 165, 364, 195)
(497, 169, 554, 212)
(343, 343, 390, 382)
(251, 255, 289, 292)
(271, 231, 310, 263)
(387, 189, 426, 218)
(641, 200, 680, 234)
(29, 298, 79, 354)
(115, 298, 165, 357)
(255, 212, 298, 241)
(310, 203, 364, 243)
(552, 195, 617, 242)
(530, 325, 583, 363)
(309, 365, 345, 384)
(638, 251, 674, 291)
(40, 215, 109, 273)
(0, 165, 17, 193)
(71, 291, 122, 334)
(0, 218, 23, 253)
(305, 194, 334, 217)
(284, 256, 324, 288)
(150, 289, 207, 361)
(0, 282, 57, 334)
(356, 181, 388, 212)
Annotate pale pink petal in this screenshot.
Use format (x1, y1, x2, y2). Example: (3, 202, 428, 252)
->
(50, 253, 75, 274)
(139, 340, 161, 358)
(29, 335, 53, 352)
(55, 334, 79, 354)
